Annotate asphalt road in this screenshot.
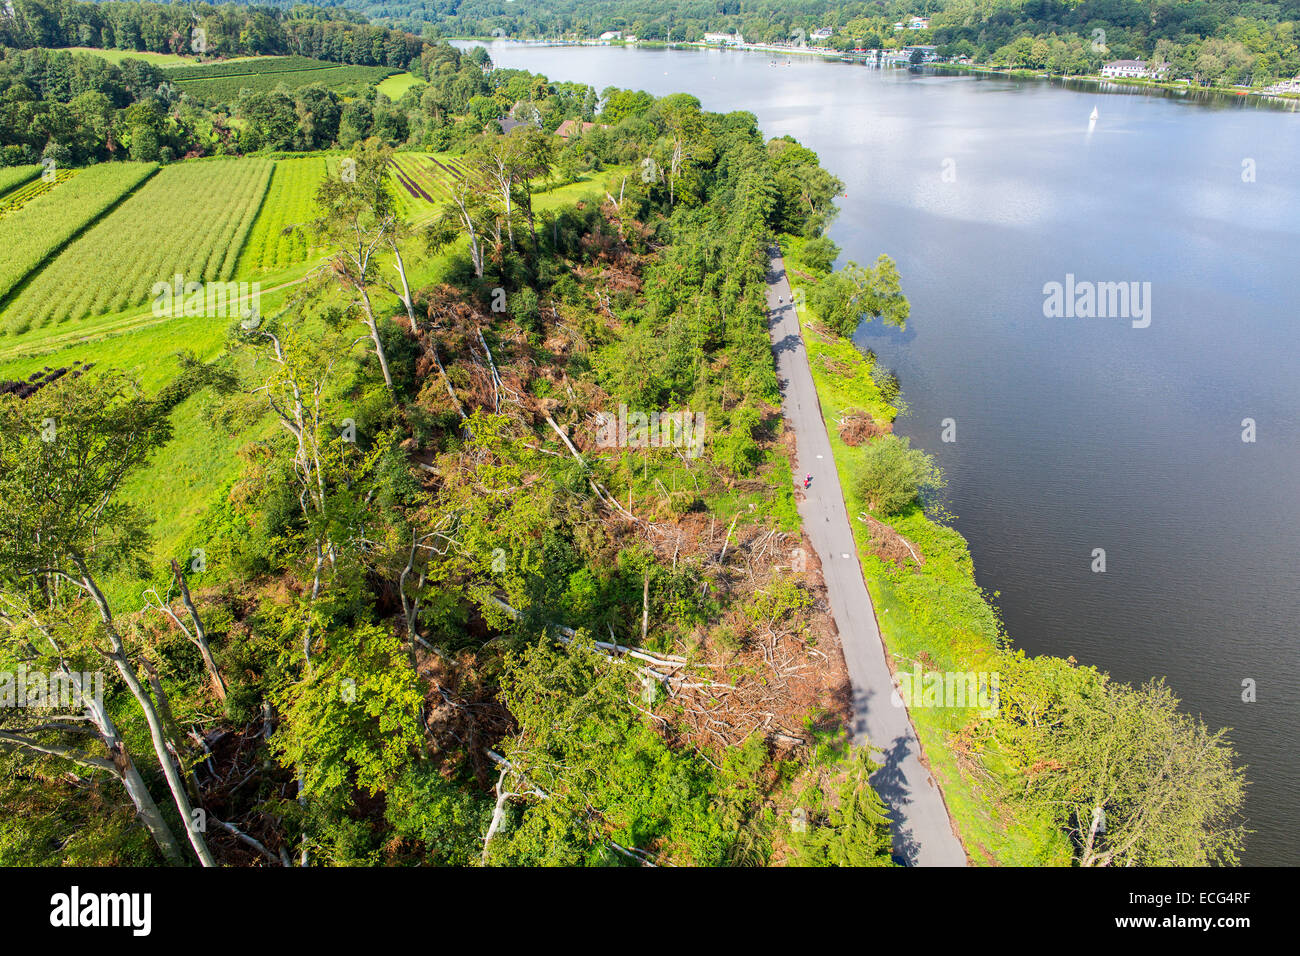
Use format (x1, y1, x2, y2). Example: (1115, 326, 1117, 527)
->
(766, 248, 967, 867)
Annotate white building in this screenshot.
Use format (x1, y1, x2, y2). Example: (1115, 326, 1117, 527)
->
(890, 45, 939, 64)
(1262, 74, 1300, 94)
(702, 32, 745, 47)
(894, 16, 931, 31)
(599, 31, 622, 41)
(1101, 59, 1167, 79)
(812, 27, 834, 40)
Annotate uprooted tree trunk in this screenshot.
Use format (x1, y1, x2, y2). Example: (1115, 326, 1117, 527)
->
(482, 750, 547, 863)
(481, 747, 665, 866)
(482, 595, 723, 702)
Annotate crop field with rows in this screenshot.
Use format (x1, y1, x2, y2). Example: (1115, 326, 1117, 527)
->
(167, 55, 346, 80)
(235, 156, 329, 275)
(388, 152, 469, 219)
(0, 162, 158, 306)
(0, 165, 41, 198)
(171, 56, 397, 99)
(1, 159, 272, 334)
(0, 167, 75, 215)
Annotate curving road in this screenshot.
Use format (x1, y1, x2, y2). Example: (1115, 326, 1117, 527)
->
(766, 247, 967, 867)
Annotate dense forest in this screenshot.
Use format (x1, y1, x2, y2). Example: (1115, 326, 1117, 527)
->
(0, 0, 427, 66)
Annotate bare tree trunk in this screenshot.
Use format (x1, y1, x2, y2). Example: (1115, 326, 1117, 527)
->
(169, 560, 226, 701)
(641, 571, 650, 644)
(450, 191, 485, 277)
(303, 540, 324, 664)
(5, 609, 188, 864)
(75, 555, 217, 867)
(390, 239, 419, 328)
(503, 187, 515, 250)
(522, 179, 539, 255)
(427, 337, 470, 429)
(1081, 805, 1105, 867)
(542, 414, 640, 523)
(357, 285, 395, 392)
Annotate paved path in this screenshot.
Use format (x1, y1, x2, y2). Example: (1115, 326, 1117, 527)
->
(766, 247, 966, 867)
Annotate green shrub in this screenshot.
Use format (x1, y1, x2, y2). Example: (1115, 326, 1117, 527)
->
(800, 235, 840, 273)
(854, 435, 944, 516)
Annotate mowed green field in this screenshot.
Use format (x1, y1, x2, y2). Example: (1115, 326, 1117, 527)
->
(0, 162, 158, 305)
(376, 72, 425, 100)
(170, 56, 398, 99)
(235, 156, 329, 275)
(2, 159, 271, 334)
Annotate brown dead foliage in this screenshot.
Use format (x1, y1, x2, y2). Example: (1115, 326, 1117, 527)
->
(414, 647, 515, 787)
(837, 409, 892, 446)
(191, 722, 296, 867)
(858, 512, 925, 569)
(609, 515, 852, 754)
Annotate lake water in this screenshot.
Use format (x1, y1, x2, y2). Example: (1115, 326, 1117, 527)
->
(465, 41, 1300, 866)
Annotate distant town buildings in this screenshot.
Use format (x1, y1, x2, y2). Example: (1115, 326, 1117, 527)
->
(886, 45, 939, 64)
(1262, 74, 1300, 95)
(812, 27, 834, 40)
(894, 16, 931, 31)
(1101, 59, 1168, 79)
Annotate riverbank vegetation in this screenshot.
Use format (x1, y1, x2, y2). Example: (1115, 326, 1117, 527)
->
(783, 235, 1248, 866)
(5, 0, 1298, 97)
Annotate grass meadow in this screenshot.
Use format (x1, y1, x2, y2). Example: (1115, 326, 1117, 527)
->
(0, 164, 42, 197)
(376, 72, 426, 100)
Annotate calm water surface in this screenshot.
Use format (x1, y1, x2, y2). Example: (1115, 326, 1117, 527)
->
(467, 41, 1300, 866)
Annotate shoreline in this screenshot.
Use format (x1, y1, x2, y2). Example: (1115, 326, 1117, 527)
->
(460, 36, 1300, 108)
(776, 234, 1069, 864)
